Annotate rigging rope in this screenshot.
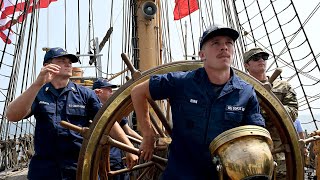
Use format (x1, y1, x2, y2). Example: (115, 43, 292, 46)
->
(106, 0, 114, 78)
(77, 0, 80, 53)
(187, 0, 196, 58)
(0, 0, 20, 68)
(64, 0, 67, 49)
(90, 0, 95, 49)
(236, 0, 320, 129)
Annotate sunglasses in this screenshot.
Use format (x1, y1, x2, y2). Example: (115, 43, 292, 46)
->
(249, 54, 269, 61)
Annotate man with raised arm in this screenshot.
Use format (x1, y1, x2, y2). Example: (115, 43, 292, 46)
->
(6, 47, 137, 180)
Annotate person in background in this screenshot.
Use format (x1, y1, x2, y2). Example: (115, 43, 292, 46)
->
(294, 119, 305, 139)
(93, 78, 142, 180)
(243, 47, 299, 180)
(131, 24, 265, 179)
(5, 47, 137, 180)
(294, 119, 308, 156)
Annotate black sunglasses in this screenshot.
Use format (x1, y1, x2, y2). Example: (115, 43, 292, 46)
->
(250, 54, 269, 61)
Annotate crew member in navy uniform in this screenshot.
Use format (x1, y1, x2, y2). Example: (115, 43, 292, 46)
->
(131, 25, 265, 179)
(93, 78, 143, 180)
(6, 47, 138, 180)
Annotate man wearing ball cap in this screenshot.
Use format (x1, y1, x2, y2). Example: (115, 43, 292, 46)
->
(131, 25, 265, 179)
(6, 47, 138, 179)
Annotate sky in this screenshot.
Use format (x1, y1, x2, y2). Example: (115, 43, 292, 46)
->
(0, 0, 319, 132)
(1, 0, 319, 71)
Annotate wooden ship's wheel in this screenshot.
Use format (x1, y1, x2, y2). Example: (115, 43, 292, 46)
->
(72, 60, 304, 180)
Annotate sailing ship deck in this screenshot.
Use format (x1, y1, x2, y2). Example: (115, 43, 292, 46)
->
(0, 0, 319, 179)
(0, 168, 27, 180)
(0, 168, 316, 180)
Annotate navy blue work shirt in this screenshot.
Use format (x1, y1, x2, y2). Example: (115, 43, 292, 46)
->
(27, 81, 101, 180)
(149, 67, 265, 180)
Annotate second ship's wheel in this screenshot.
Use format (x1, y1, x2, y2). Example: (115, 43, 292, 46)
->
(76, 60, 304, 180)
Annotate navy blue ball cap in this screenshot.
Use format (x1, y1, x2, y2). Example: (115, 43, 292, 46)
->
(200, 24, 239, 49)
(43, 47, 79, 65)
(92, 78, 117, 90)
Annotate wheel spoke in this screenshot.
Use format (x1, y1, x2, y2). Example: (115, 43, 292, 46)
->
(127, 135, 142, 144)
(148, 99, 172, 136)
(137, 166, 152, 180)
(102, 135, 168, 165)
(149, 113, 166, 137)
(108, 161, 155, 176)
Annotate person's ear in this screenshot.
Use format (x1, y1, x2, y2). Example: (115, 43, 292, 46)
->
(244, 63, 249, 72)
(107, 88, 113, 93)
(94, 89, 101, 95)
(198, 50, 206, 61)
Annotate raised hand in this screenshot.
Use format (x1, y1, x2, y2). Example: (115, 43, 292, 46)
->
(35, 64, 61, 86)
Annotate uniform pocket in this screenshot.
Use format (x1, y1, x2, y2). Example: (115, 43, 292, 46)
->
(65, 106, 88, 128)
(180, 99, 207, 117)
(66, 106, 87, 117)
(224, 111, 243, 126)
(179, 101, 207, 144)
(36, 103, 56, 124)
(38, 103, 55, 113)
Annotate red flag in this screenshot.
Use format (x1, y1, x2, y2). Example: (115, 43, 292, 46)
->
(1, 0, 57, 19)
(173, 0, 199, 20)
(0, 0, 57, 43)
(0, 0, 16, 43)
(0, 29, 12, 44)
(1, 0, 57, 18)
(1, 0, 31, 19)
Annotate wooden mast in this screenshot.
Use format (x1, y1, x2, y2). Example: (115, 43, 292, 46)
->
(136, 0, 161, 71)
(134, 0, 168, 143)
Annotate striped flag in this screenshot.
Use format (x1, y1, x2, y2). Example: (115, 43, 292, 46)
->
(0, 0, 57, 44)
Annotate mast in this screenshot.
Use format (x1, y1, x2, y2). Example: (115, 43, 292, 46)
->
(135, 0, 160, 71)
